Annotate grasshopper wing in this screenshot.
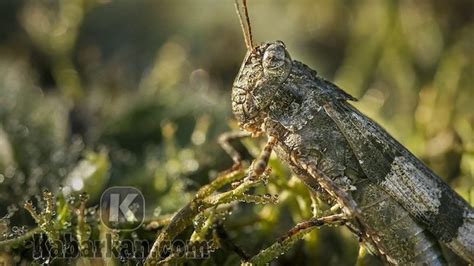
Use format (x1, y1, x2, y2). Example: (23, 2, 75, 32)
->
(323, 99, 473, 262)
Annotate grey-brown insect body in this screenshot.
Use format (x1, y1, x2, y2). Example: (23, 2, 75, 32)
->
(232, 41, 473, 264)
(273, 113, 446, 264)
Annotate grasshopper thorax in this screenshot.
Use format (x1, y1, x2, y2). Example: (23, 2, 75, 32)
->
(232, 41, 292, 133)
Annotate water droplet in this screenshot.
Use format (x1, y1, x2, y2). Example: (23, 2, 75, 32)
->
(67, 195, 76, 205)
(272, 195, 279, 202)
(231, 181, 241, 188)
(87, 207, 97, 215)
(153, 207, 162, 217)
(79, 192, 89, 202)
(6, 205, 18, 218)
(35, 256, 50, 264)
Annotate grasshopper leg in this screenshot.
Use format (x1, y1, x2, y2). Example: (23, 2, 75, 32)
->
(218, 131, 252, 166)
(245, 213, 348, 264)
(250, 136, 277, 177)
(278, 213, 348, 242)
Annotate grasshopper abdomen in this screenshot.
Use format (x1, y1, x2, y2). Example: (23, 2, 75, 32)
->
(271, 108, 446, 264)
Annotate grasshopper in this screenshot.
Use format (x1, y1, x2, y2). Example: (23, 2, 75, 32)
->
(230, 0, 473, 264)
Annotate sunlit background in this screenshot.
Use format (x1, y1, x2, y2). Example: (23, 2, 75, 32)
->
(0, 0, 472, 264)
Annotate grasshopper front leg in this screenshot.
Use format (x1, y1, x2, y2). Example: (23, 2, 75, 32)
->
(218, 131, 252, 166)
(218, 131, 277, 179)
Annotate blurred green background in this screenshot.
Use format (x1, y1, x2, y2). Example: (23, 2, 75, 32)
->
(0, 0, 472, 265)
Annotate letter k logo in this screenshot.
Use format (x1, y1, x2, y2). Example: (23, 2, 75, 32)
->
(100, 187, 144, 230)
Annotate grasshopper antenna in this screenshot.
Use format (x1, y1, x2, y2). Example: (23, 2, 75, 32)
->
(234, 0, 255, 51)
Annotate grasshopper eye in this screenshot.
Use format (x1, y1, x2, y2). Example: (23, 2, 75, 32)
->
(262, 41, 292, 79)
(263, 52, 284, 69)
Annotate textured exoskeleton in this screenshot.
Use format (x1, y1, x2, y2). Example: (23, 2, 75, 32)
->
(232, 41, 474, 264)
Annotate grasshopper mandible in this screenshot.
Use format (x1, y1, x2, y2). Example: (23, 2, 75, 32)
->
(230, 0, 473, 264)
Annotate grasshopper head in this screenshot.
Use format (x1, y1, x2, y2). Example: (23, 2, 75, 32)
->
(231, 41, 292, 133)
